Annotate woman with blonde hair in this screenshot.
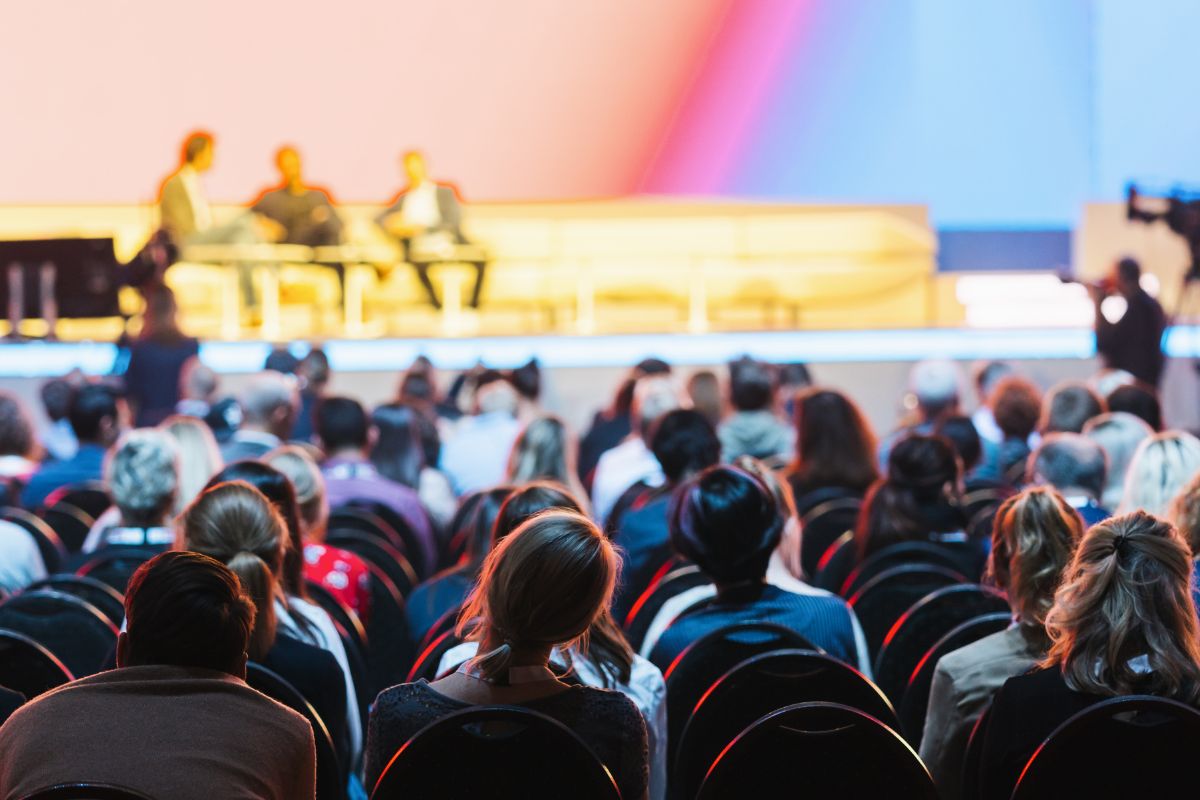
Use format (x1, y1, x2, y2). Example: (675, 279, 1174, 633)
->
(159, 414, 223, 516)
(1169, 470, 1200, 609)
(365, 511, 648, 799)
(506, 414, 588, 504)
(1083, 411, 1153, 511)
(920, 487, 1082, 799)
(979, 511, 1200, 799)
(1118, 430, 1200, 516)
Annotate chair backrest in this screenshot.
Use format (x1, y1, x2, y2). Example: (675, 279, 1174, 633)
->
(674, 648, 896, 800)
(897, 611, 1012, 744)
(75, 547, 161, 594)
(697, 701, 938, 800)
(406, 628, 464, 683)
(662, 621, 819, 770)
(371, 706, 621, 800)
(873, 584, 1010, 707)
(303, 579, 368, 667)
(962, 486, 1010, 522)
(325, 528, 419, 598)
(1012, 695, 1200, 799)
(24, 575, 126, 626)
(0, 590, 119, 678)
(0, 628, 74, 698)
(17, 783, 155, 800)
(38, 503, 95, 554)
(340, 499, 434, 580)
(327, 506, 408, 555)
(799, 497, 862, 579)
(357, 560, 415, 697)
(848, 564, 967, 662)
(960, 696, 992, 800)
(811, 530, 856, 593)
(623, 564, 709, 652)
(841, 540, 972, 598)
(43, 481, 113, 521)
(1, 507, 69, 574)
(417, 603, 463, 654)
(245, 662, 344, 800)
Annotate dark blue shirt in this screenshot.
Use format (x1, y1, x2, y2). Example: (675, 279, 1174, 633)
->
(612, 491, 674, 623)
(406, 569, 474, 645)
(21, 443, 107, 509)
(123, 336, 200, 427)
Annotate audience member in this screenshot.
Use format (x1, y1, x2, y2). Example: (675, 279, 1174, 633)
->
(578, 357, 671, 491)
(1040, 380, 1105, 434)
(969, 361, 1014, 444)
(1082, 412, 1153, 511)
(785, 387, 879, 513)
(0, 550, 316, 799)
(122, 287, 200, 427)
(935, 415, 993, 486)
(506, 415, 588, 504)
(777, 362, 814, 420)
(1170, 471, 1200, 611)
(1027, 433, 1110, 526)
(38, 375, 79, 461)
(685, 369, 723, 429)
(990, 375, 1042, 484)
(160, 414, 225, 515)
(879, 358, 964, 466)
(718, 356, 791, 464)
(22, 383, 121, 508)
(175, 356, 219, 419)
(371, 401, 456, 531)
(220, 370, 297, 463)
(979, 512, 1200, 799)
(82, 429, 178, 552)
(291, 347, 331, 442)
(439, 372, 522, 496)
(1118, 431, 1200, 517)
(510, 357, 543, 422)
(0, 517, 46, 593)
(0, 392, 38, 504)
(1105, 382, 1162, 431)
(920, 487, 1083, 799)
(364, 511, 649, 799)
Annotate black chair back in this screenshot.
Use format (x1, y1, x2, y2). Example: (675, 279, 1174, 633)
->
(245, 662, 343, 800)
(841, 540, 972, 598)
(301, 580, 371, 721)
(325, 528, 418, 598)
(327, 506, 408, 555)
(371, 706, 620, 800)
(662, 621, 819, 770)
(811, 531, 855, 592)
(1012, 695, 1200, 799)
(798, 496, 862, 579)
(75, 547, 160, 594)
(338, 500, 434, 580)
(25, 576, 125, 626)
(17, 783, 154, 800)
(43, 481, 112, 521)
(873, 584, 1010, 707)
(848, 564, 966, 661)
(406, 627, 464, 683)
(960, 697, 992, 800)
(623, 564, 709, 652)
(962, 486, 1010, 521)
(38, 503, 95, 554)
(1, 507, 69, 574)
(674, 649, 896, 800)
(0, 628, 74, 698)
(697, 701, 938, 800)
(358, 561, 415, 697)
(0, 590, 118, 678)
(417, 603, 463, 654)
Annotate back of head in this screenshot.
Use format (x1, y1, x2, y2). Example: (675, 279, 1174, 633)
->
(685, 370, 723, 428)
(671, 465, 782, 585)
(991, 376, 1042, 441)
(649, 408, 721, 484)
(298, 348, 330, 390)
(69, 383, 118, 443)
(475, 377, 519, 417)
(908, 359, 962, 420)
(1120, 431, 1200, 517)
(1105, 383, 1162, 431)
(1041, 381, 1105, 434)
(509, 358, 541, 402)
(460, 485, 518, 573)
(974, 361, 1013, 403)
(632, 375, 681, 437)
(0, 392, 35, 459)
(238, 370, 296, 429)
(369, 402, 426, 488)
(790, 387, 878, 492)
(460, 511, 617, 683)
(314, 395, 368, 453)
(858, 434, 962, 558)
(728, 356, 776, 412)
(107, 429, 179, 527)
(263, 347, 299, 376)
(160, 415, 224, 516)
(1082, 412, 1154, 510)
(494, 481, 583, 545)
(180, 481, 285, 660)
(124, 550, 254, 675)
(934, 416, 983, 474)
(1044, 511, 1200, 701)
(264, 445, 327, 534)
(507, 415, 572, 485)
(989, 487, 1083, 634)
(179, 357, 218, 402)
(1029, 433, 1107, 501)
(40, 377, 73, 422)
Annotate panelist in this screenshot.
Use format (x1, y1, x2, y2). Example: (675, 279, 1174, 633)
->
(377, 151, 486, 309)
(1092, 257, 1167, 386)
(251, 146, 344, 247)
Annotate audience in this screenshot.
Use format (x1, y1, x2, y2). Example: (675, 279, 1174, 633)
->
(990, 375, 1042, 484)
(38, 375, 79, 461)
(935, 415, 992, 486)
(175, 356, 219, 419)
(363, 511, 649, 799)
(969, 361, 1014, 445)
(577, 357, 671, 492)
(0, 517, 46, 593)
(439, 371, 522, 496)
(22, 383, 121, 508)
(0, 392, 38, 504)
(82, 429, 179, 552)
(920, 487, 1083, 799)
(685, 369, 723, 429)
(0, 550, 316, 799)
(1118, 431, 1200, 517)
(1039, 380, 1105, 434)
(1170, 471, 1200, 611)
(785, 387, 879, 513)
(122, 287, 200, 427)
(160, 414, 225, 515)
(370, 401, 456, 531)
(220, 370, 298, 463)
(291, 346, 331, 442)
(506, 414, 588, 504)
(878, 358, 964, 466)
(1105, 381, 1162, 431)
(1027, 433, 1110, 526)
(717, 356, 791, 464)
(1082, 412, 1153, 511)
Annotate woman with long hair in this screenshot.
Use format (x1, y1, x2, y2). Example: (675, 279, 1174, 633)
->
(979, 511, 1200, 799)
(506, 415, 589, 505)
(160, 414, 224, 516)
(786, 387, 879, 512)
(369, 401, 455, 532)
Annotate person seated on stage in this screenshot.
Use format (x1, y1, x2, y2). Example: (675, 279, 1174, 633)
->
(158, 131, 217, 243)
(0, 550, 317, 800)
(81, 428, 179, 553)
(376, 150, 486, 309)
(22, 383, 123, 509)
(1028, 433, 1111, 527)
(219, 370, 299, 464)
(251, 145, 344, 247)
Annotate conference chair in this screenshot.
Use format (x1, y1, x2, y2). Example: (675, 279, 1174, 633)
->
(961, 486, 1010, 523)
(798, 496, 862, 579)
(24, 575, 125, 626)
(43, 481, 112, 521)
(0, 628, 74, 698)
(696, 702, 938, 800)
(405, 628, 463, 683)
(661, 620, 819, 769)
(245, 663, 344, 800)
(0, 507, 68, 573)
(416, 603, 463, 654)
(840, 540, 972, 599)
(1011, 696, 1200, 799)
(325, 528, 418, 598)
(341, 499, 435, 580)
(75, 547, 161, 593)
(811, 531, 855, 593)
(357, 560, 415, 696)
(960, 700, 992, 800)
(38, 502, 94, 554)
(672, 649, 896, 800)
(0, 590, 118, 678)
(872, 584, 1010, 707)
(370, 706, 620, 800)
(18, 784, 154, 800)
(302, 579, 371, 717)
(622, 564, 709, 652)
(847, 564, 966, 661)
(327, 506, 409, 557)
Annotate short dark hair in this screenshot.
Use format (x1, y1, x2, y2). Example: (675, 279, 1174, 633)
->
(68, 384, 118, 442)
(1117, 257, 1141, 284)
(934, 416, 983, 472)
(1042, 382, 1105, 434)
(263, 347, 300, 375)
(649, 409, 721, 483)
(40, 378, 73, 422)
(124, 551, 254, 675)
(1030, 433, 1107, 499)
(509, 359, 541, 402)
(728, 357, 776, 411)
(1106, 384, 1162, 431)
(670, 465, 783, 584)
(314, 396, 369, 451)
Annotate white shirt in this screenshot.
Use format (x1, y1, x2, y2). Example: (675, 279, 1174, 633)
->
(437, 641, 669, 800)
(0, 520, 47, 593)
(401, 181, 441, 229)
(178, 164, 212, 231)
(591, 437, 665, 527)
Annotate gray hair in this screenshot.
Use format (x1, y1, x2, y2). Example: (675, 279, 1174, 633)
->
(1119, 431, 1200, 517)
(909, 359, 962, 416)
(238, 371, 297, 426)
(1029, 433, 1107, 502)
(1083, 412, 1154, 510)
(180, 357, 218, 402)
(633, 376, 682, 436)
(106, 429, 179, 526)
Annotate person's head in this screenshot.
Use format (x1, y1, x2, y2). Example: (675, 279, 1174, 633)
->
(507, 415, 575, 486)
(459, 511, 618, 683)
(238, 371, 298, 439)
(1105, 383, 1162, 431)
(297, 348, 331, 393)
(631, 375, 681, 440)
(649, 408, 721, 485)
(275, 145, 302, 186)
(264, 446, 328, 540)
(205, 461, 305, 598)
(789, 387, 878, 492)
(671, 465, 783, 586)
(1114, 256, 1142, 297)
(1041, 381, 1105, 434)
(181, 131, 214, 172)
(1170, 470, 1200, 557)
(0, 392, 35, 459)
(991, 376, 1042, 442)
(40, 377, 73, 423)
(314, 396, 369, 456)
(728, 356, 776, 412)
(118, 550, 254, 677)
(509, 359, 541, 404)
(368, 402, 425, 488)
(685, 370, 723, 428)
(263, 347, 300, 376)
(989, 487, 1083, 634)
(858, 434, 963, 559)
(69, 383, 120, 446)
(106, 429, 179, 527)
(458, 485, 517, 575)
(1028, 433, 1107, 502)
(934, 416, 983, 475)
(398, 370, 436, 408)
(1043, 511, 1200, 701)
(973, 361, 1013, 405)
(1082, 412, 1154, 511)
(179, 357, 218, 404)
(403, 150, 428, 186)
(1119, 431, 1200, 517)
(474, 376, 519, 418)
(159, 415, 224, 516)
(907, 359, 962, 422)
(493, 482, 583, 546)
(179, 481, 287, 661)
(610, 358, 671, 419)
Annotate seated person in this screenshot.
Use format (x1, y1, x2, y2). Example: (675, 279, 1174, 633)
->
(122, 287, 199, 427)
(219, 370, 298, 464)
(1039, 381, 1105, 435)
(784, 387, 879, 514)
(1027, 433, 1111, 526)
(82, 428, 179, 552)
(989, 376, 1042, 486)
(364, 511, 649, 799)
(22, 383, 121, 509)
(1118, 431, 1200, 517)
(251, 145, 344, 247)
(1083, 412, 1153, 512)
(0, 392, 38, 506)
(717, 357, 792, 464)
(0, 550, 315, 799)
(592, 375, 679, 527)
(377, 150, 486, 309)
(979, 512, 1200, 799)
(919, 487, 1083, 800)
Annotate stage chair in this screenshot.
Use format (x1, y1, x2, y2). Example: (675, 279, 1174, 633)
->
(0, 507, 68, 574)
(622, 564, 708, 653)
(38, 502, 94, 554)
(339, 500, 435, 581)
(797, 496, 862, 580)
(324, 529, 418, 599)
(17, 784, 155, 800)
(24, 575, 125, 626)
(75, 547, 161, 594)
(847, 564, 966, 662)
(415, 604, 463, 655)
(0, 628, 74, 699)
(327, 506, 408, 555)
(0, 590, 118, 679)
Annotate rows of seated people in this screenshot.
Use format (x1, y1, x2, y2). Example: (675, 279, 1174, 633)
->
(0, 349, 1197, 799)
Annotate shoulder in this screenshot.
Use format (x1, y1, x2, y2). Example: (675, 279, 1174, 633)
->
(573, 686, 646, 734)
(996, 665, 1067, 706)
(937, 627, 1034, 678)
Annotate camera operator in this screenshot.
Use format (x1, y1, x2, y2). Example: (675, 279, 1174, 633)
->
(1092, 257, 1166, 386)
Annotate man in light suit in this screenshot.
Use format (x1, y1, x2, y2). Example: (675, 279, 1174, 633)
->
(158, 132, 216, 241)
(377, 151, 486, 309)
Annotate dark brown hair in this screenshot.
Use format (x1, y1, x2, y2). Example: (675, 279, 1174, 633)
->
(788, 388, 879, 493)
